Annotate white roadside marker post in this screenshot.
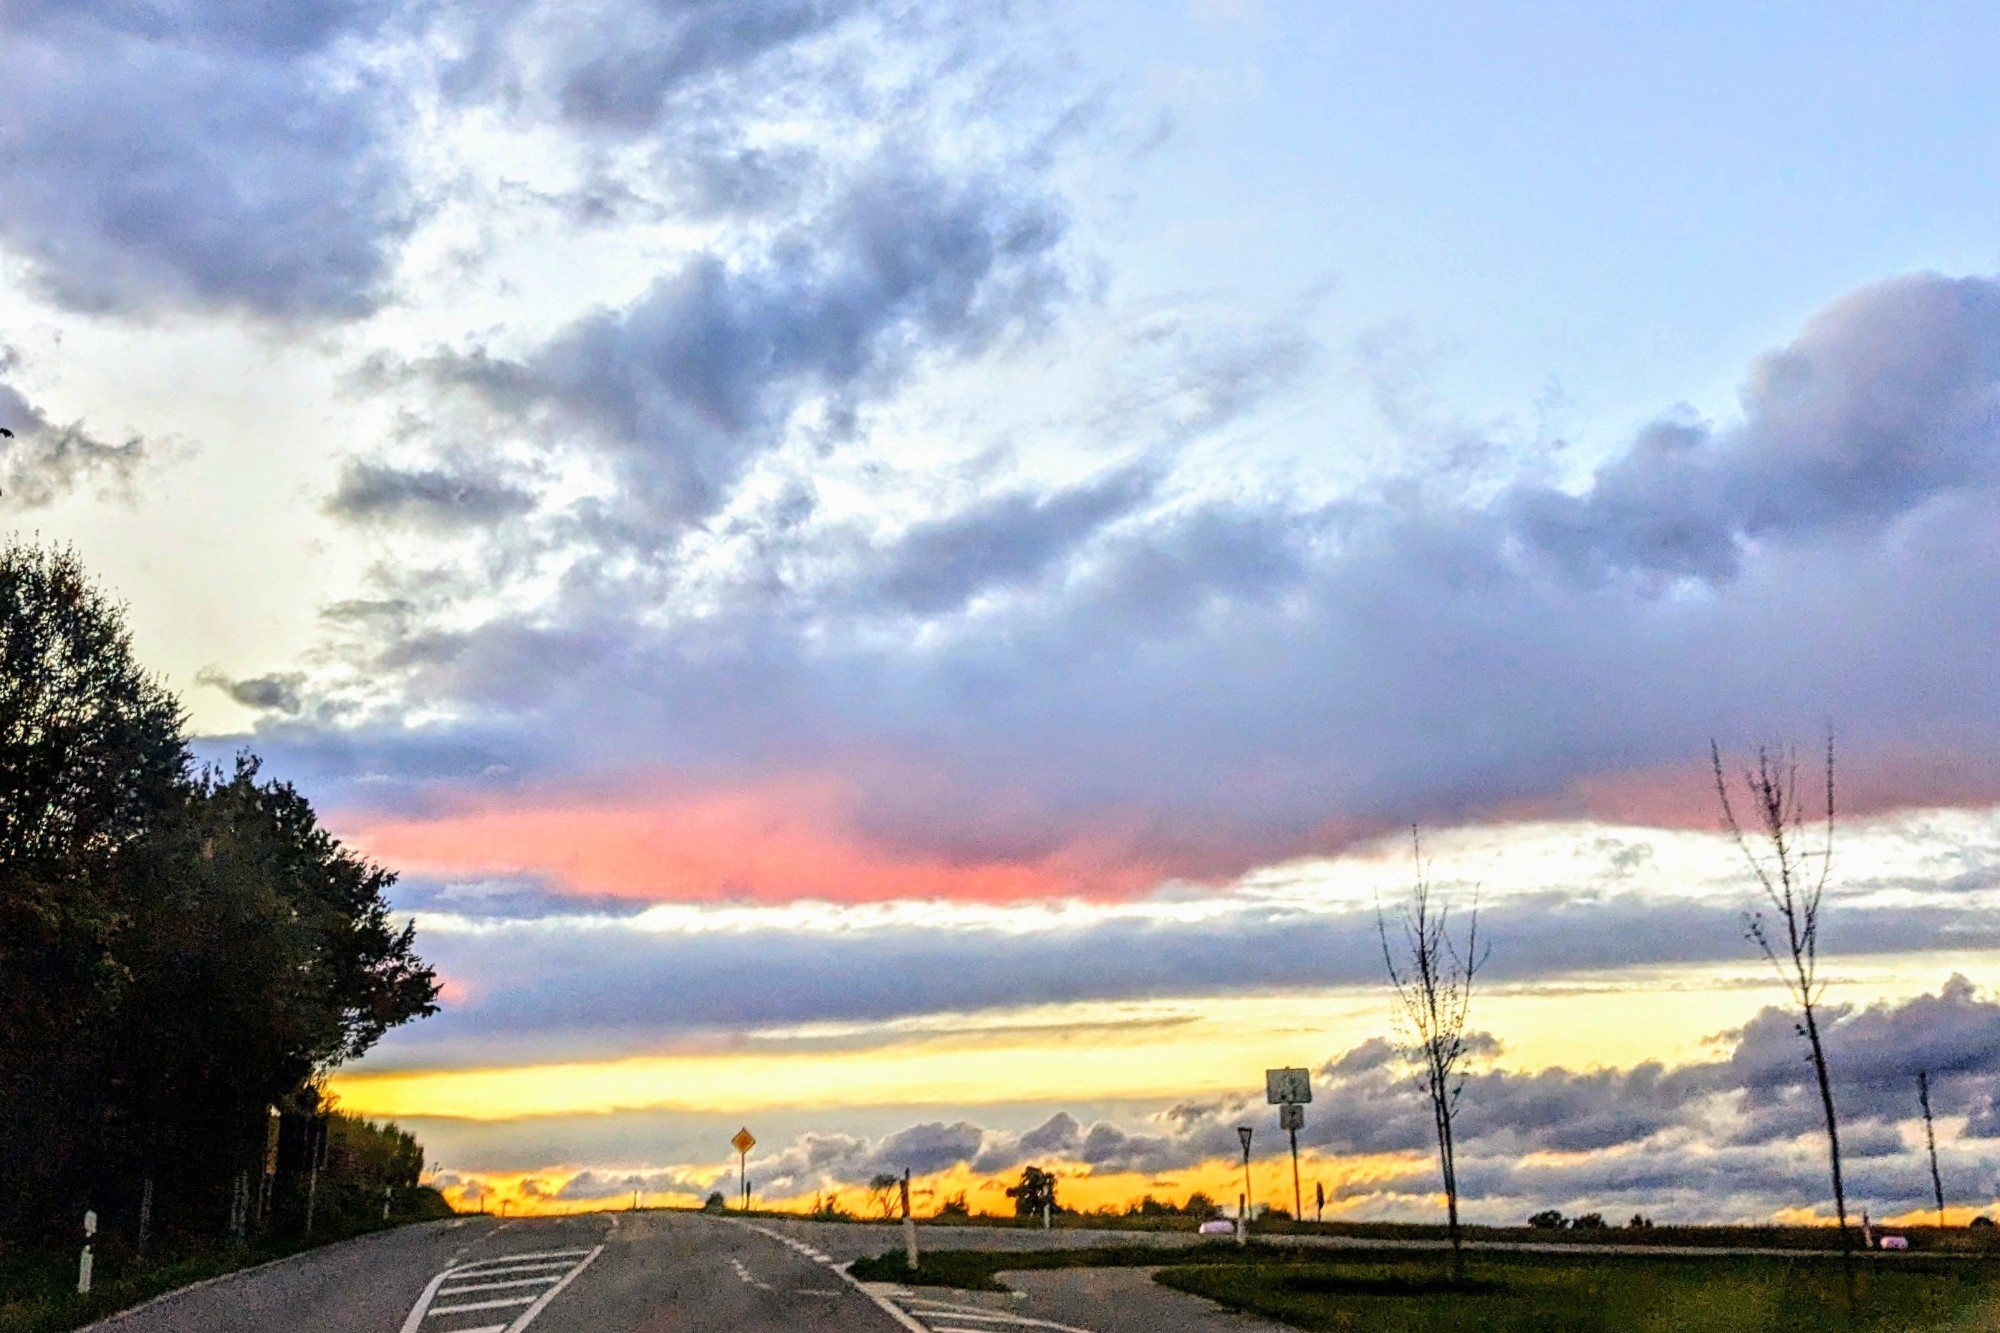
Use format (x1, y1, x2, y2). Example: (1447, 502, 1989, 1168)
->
(78, 1209, 96, 1294)
(900, 1169, 918, 1272)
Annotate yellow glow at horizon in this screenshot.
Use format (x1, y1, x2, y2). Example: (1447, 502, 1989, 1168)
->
(332, 949, 2000, 1122)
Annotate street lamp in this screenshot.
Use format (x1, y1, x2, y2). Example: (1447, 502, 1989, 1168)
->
(1236, 1126, 1254, 1244)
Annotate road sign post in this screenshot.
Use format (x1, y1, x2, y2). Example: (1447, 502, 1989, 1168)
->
(1267, 1068, 1312, 1224)
(731, 1128, 756, 1211)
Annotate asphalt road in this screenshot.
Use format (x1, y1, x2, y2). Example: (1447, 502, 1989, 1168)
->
(81, 1212, 1281, 1333)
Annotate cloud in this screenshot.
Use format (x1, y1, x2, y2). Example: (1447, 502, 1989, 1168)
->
(709, 978, 2000, 1221)
(275, 271, 2000, 897)
(0, 369, 146, 507)
(327, 462, 537, 530)
(409, 160, 1067, 539)
(0, 1, 416, 318)
(199, 671, 309, 716)
(1512, 274, 2000, 584)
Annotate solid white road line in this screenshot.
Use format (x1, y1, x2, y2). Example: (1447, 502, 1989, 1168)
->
(428, 1294, 539, 1315)
(454, 1248, 592, 1265)
(435, 1276, 561, 1295)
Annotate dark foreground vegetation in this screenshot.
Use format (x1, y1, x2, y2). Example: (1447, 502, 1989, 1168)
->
(0, 1183, 454, 1333)
(856, 1242, 2000, 1331)
(0, 544, 442, 1304)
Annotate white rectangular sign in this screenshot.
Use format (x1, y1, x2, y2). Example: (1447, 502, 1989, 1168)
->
(1265, 1067, 1312, 1105)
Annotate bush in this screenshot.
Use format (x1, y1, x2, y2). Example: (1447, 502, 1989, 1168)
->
(1971, 1216, 1995, 1229)
(703, 1192, 727, 1212)
(1527, 1210, 1566, 1230)
(1572, 1213, 1606, 1230)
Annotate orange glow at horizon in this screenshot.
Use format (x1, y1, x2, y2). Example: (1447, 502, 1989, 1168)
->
(430, 1150, 1430, 1221)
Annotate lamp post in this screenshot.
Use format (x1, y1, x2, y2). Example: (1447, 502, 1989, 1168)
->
(1237, 1126, 1254, 1244)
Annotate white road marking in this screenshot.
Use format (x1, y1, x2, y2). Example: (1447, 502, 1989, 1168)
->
(723, 1220, 928, 1333)
(905, 1312, 1095, 1332)
(437, 1276, 560, 1296)
(400, 1245, 603, 1333)
(428, 1295, 539, 1315)
(730, 1258, 775, 1291)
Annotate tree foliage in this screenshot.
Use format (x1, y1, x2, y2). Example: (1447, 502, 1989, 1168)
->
(0, 543, 439, 1244)
(1005, 1165, 1058, 1218)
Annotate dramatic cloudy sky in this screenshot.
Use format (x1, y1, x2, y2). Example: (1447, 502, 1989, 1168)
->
(9, 0, 2000, 1224)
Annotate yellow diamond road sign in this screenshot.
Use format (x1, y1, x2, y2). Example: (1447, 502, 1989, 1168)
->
(731, 1128, 756, 1156)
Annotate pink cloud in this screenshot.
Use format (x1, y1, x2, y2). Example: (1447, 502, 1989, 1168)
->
(339, 771, 1174, 904)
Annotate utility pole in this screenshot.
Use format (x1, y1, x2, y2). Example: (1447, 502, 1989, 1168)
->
(1919, 1072, 1946, 1227)
(1237, 1126, 1254, 1244)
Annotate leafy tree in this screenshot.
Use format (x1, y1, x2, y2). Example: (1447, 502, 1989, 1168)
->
(1527, 1210, 1566, 1230)
(0, 541, 439, 1243)
(1005, 1165, 1058, 1219)
(0, 543, 186, 1231)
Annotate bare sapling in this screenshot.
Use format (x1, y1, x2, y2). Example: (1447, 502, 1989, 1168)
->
(1711, 736, 1850, 1248)
(1378, 829, 1487, 1283)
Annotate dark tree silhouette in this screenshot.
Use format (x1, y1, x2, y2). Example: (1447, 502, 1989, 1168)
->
(1005, 1166, 1058, 1219)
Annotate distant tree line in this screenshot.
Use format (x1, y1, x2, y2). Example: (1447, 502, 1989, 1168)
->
(0, 542, 440, 1247)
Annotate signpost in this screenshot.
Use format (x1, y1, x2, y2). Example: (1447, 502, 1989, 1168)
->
(1235, 1125, 1254, 1245)
(77, 1210, 95, 1295)
(1267, 1067, 1312, 1223)
(731, 1128, 756, 1211)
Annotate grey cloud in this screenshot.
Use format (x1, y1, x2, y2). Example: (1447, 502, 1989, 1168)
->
(547, 0, 869, 135)
(328, 461, 537, 530)
(0, 376, 146, 507)
(423, 162, 1067, 536)
(361, 893, 2000, 1073)
(0, 1, 415, 317)
(863, 468, 1155, 616)
(1514, 273, 2000, 584)
(199, 671, 308, 716)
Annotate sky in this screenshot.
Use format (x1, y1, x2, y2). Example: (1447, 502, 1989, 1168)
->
(6, 0, 2000, 1225)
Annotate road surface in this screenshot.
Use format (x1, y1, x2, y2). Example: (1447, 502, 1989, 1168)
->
(82, 1211, 1283, 1333)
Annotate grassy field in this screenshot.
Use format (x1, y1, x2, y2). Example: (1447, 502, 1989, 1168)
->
(0, 1188, 455, 1333)
(854, 1242, 2000, 1331)
(1157, 1251, 2000, 1332)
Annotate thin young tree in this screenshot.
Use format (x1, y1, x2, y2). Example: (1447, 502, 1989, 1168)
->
(1919, 1071, 1945, 1228)
(1711, 737, 1850, 1247)
(1378, 829, 1487, 1282)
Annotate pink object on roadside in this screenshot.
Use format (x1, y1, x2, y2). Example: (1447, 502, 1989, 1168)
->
(1879, 1235, 1909, 1250)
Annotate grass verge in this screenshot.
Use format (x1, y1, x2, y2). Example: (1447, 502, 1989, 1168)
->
(1155, 1250, 2000, 1332)
(0, 1189, 455, 1333)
